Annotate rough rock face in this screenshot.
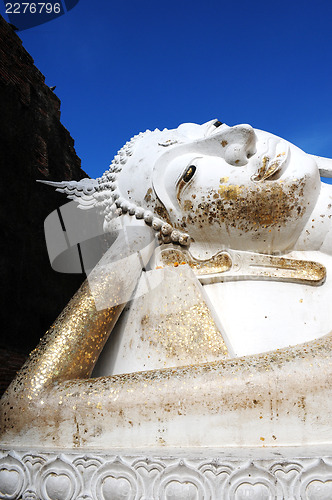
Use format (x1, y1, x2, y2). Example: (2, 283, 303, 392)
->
(0, 15, 88, 390)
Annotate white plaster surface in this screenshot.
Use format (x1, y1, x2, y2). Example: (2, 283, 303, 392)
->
(2, 447, 332, 499)
(203, 251, 332, 357)
(2, 121, 332, 496)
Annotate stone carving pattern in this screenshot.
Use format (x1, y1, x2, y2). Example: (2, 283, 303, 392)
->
(1, 450, 332, 499)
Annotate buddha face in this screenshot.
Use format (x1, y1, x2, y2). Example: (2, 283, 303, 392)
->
(161, 121, 321, 256)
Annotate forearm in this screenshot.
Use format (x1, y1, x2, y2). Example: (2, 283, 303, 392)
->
(5, 279, 124, 402)
(4, 226, 154, 402)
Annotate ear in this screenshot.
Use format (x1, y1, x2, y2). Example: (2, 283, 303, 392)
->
(310, 154, 332, 178)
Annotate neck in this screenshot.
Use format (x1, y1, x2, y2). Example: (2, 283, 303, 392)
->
(294, 182, 332, 254)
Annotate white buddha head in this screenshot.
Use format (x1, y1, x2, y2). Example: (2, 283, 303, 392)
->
(96, 119, 320, 257)
(42, 120, 323, 259)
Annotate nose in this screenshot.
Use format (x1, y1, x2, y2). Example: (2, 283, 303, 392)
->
(223, 124, 257, 166)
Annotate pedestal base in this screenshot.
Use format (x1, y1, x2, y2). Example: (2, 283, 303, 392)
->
(1, 447, 332, 499)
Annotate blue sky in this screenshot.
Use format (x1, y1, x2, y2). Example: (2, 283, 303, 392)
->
(1, 0, 332, 183)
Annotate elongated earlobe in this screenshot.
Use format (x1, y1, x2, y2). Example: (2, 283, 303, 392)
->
(310, 154, 332, 178)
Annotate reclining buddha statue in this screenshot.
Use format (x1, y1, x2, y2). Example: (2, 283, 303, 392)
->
(1, 119, 332, 499)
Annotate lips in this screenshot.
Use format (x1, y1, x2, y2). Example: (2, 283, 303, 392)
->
(251, 140, 289, 182)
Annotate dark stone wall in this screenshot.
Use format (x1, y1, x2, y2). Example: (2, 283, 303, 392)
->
(0, 16, 88, 390)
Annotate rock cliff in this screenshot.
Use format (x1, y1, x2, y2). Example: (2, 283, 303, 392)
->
(0, 15, 88, 391)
